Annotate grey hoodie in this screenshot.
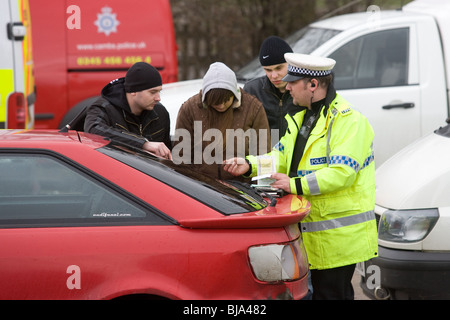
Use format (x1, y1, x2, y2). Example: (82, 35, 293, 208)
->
(201, 62, 241, 107)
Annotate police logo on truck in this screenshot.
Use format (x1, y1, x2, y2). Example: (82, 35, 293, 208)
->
(94, 6, 120, 36)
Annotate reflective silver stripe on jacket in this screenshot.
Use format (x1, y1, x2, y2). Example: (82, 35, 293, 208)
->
(300, 210, 375, 233)
(306, 173, 320, 195)
(326, 110, 337, 162)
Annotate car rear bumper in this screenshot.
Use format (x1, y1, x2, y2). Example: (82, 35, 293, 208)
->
(360, 246, 450, 300)
(282, 274, 310, 300)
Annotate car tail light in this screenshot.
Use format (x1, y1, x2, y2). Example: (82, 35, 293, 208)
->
(248, 237, 308, 282)
(7, 92, 27, 129)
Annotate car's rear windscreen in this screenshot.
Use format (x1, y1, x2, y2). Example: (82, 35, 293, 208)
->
(98, 144, 268, 215)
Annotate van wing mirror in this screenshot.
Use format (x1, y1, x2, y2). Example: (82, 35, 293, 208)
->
(7, 22, 26, 41)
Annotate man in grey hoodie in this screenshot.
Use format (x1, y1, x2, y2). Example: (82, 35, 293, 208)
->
(173, 62, 270, 180)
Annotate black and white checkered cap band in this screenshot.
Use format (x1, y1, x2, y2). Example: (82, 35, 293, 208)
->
(288, 65, 332, 77)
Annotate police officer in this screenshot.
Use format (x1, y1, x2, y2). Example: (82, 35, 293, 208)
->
(223, 53, 378, 300)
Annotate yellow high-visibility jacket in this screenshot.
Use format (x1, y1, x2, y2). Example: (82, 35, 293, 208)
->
(247, 90, 378, 270)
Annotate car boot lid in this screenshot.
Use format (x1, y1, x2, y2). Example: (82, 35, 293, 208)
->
(178, 194, 310, 229)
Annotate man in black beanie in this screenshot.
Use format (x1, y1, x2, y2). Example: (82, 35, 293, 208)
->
(84, 62, 172, 159)
(244, 36, 298, 143)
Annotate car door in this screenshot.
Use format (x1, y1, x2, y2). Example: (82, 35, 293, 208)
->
(325, 26, 424, 166)
(0, 151, 171, 299)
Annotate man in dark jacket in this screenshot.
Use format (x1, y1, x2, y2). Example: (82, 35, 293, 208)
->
(243, 36, 298, 144)
(84, 62, 172, 159)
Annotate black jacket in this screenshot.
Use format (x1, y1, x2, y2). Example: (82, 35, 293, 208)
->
(84, 78, 172, 150)
(243, 76, 298, 141)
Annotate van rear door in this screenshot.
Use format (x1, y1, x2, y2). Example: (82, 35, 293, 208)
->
(65, 0, 178, 82)
(0, 0, 35, 129)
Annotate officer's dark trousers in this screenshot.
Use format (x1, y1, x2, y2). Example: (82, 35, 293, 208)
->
(310, 264, 356, 300)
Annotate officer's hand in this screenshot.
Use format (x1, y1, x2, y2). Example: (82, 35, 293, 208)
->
(270, 173, 291, 193)
(223, 157, 249, 176)
(143, 141, 172, 160)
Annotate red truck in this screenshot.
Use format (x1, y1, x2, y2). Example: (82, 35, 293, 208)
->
(29, 0, 178, 129)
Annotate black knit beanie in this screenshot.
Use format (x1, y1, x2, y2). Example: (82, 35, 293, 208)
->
(259, 36, 293, 66)
(124, 62, 162, 92)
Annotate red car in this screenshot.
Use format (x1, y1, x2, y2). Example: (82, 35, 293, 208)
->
(0, 130, 310, 300)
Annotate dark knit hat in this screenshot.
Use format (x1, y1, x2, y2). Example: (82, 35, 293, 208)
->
(259, 36, 293, 66)
(124, 62, 162, 92)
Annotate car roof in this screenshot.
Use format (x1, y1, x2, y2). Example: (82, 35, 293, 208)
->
(0, 130, 110, 149)
(310, 10, 422, 32)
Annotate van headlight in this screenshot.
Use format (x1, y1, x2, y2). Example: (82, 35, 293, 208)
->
(378, 208, 439, 242)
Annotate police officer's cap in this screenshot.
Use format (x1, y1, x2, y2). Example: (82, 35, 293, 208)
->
(282, 53, 336, 82)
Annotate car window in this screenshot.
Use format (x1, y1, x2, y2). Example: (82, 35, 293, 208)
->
(0, 153, 169, 226)
(288, 27, 341, 54)
(330, 28, 409, 89)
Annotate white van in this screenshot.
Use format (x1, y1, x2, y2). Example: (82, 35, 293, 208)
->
(0, 0, 35, 129)
(359, 122, 450, 300)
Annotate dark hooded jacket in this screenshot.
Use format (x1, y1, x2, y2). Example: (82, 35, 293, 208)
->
(84, 78, 172, 150)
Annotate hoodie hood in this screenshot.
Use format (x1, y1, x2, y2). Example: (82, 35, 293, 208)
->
(202, 62, 241, 108)
(101, 78, 132, 113)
